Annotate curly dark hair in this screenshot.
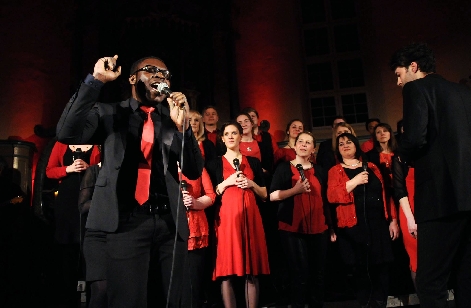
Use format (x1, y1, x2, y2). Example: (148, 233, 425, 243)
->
(389, 42, 436, 73)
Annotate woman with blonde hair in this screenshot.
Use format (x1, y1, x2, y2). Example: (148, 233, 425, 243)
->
(189, 110, 217, 163)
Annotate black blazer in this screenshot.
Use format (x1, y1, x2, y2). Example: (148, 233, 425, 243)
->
(401, 74, 471, 223)
(56, 81, 204, 238)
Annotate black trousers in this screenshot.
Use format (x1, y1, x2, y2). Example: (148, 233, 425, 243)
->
(416, 211, 471, 308)
(279, 230, 328, 308)
(106, 209, 188, 308)
(181, 247, 207, 308)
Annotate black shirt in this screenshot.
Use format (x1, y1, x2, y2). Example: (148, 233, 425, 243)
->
(117, 99, 168, 211)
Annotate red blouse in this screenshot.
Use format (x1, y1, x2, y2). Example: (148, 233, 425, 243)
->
(204, 128, 219, 145)
(181, 168, 216, 250)
(239, 140, 261, 161)
(46, 142, 101, 180)
(327, 162, 397, 228)
(278, 164, 328, 234)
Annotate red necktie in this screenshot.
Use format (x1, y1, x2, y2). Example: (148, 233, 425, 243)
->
(135, 106, 155, 205)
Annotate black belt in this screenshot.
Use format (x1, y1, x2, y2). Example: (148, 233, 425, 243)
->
(138, 201, 171, 215)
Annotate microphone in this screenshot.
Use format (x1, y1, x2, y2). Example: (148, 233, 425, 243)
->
(157, 82, 172, 97)
(362, 158, 368, 172)
(180, 180, 189, 211)
(74, 148, 83, 161)
(233, 158, 240, 176)
(180, 180, 188, 191)
(157, 82, 186, 109)
(296, 164, 306, 181)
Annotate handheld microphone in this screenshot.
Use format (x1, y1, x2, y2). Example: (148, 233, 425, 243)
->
(74, 148, 83, 161)
(180, 180, 188, 191)
(157, 82, 186, 109)
(157, 82, 172, 97)
(233, 158, 240, 177)
(180, 180, 189, 211)
(296, 164, 306, 181)
(362, 158, 368, 172)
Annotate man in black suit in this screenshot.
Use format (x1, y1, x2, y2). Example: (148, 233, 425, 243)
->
(390, 42, 471, 308)
(57, 55, 204, 307)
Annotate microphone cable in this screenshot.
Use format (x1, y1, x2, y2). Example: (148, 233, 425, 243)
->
(362, 160, 373, 307)
(166, 107, 191, 308)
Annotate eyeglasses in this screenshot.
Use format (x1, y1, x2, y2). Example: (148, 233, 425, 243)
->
(131, 65, 172, 80)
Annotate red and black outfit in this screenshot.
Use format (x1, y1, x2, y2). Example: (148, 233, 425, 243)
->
(180, 168, 216, 308)
(392, 156, 417, 272)
(46, 141, 100, 306)
(206, 155, 270, 279)
(270, 161, 331, 308)
(327, 162, 395, 307)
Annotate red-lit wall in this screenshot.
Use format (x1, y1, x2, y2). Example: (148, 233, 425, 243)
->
(232, 0, 308, 142)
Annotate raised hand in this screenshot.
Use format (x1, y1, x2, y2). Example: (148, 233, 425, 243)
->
(92, 55, 122, 83)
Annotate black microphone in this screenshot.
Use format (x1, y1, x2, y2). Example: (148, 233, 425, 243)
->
(362, 158, 368, 172)
(233, 158, 240, 176)
(74, 148, 83, 161)
(180, 180, 189, 211)
(180, 180, 188, 191)
(296, 164, 306, 181)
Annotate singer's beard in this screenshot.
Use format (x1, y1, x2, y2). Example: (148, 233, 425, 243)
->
(134, 81, 166, 106)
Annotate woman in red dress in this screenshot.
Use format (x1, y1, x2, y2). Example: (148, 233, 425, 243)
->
(206, 121, 270, 308)
(270, 131, 334, 307)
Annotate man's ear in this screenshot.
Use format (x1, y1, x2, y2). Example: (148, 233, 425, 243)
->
(410, 62, 419, 73)
(129, 74, 136, 85)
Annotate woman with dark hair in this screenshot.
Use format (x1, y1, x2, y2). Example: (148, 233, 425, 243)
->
(270, 131, 334, 308)
(236, 112, 274, 174)
(366, 123, 398, 173)
(274, 119, 316, 166)
(206, 121, 269, 308)
(327, 133, 396, 308)
(317, 122, 356, 173)
(366, 123, 400, 240)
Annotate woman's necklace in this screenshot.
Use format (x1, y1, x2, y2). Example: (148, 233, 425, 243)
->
(343, 159, 360, 167)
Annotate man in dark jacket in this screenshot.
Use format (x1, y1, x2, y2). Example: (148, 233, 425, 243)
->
(390, 42, 471, 308)
(56, 55, 204, 307)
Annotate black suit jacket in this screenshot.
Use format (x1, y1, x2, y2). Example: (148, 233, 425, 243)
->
(401, 74, 471, 223)
(56, 80, 204, 238)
